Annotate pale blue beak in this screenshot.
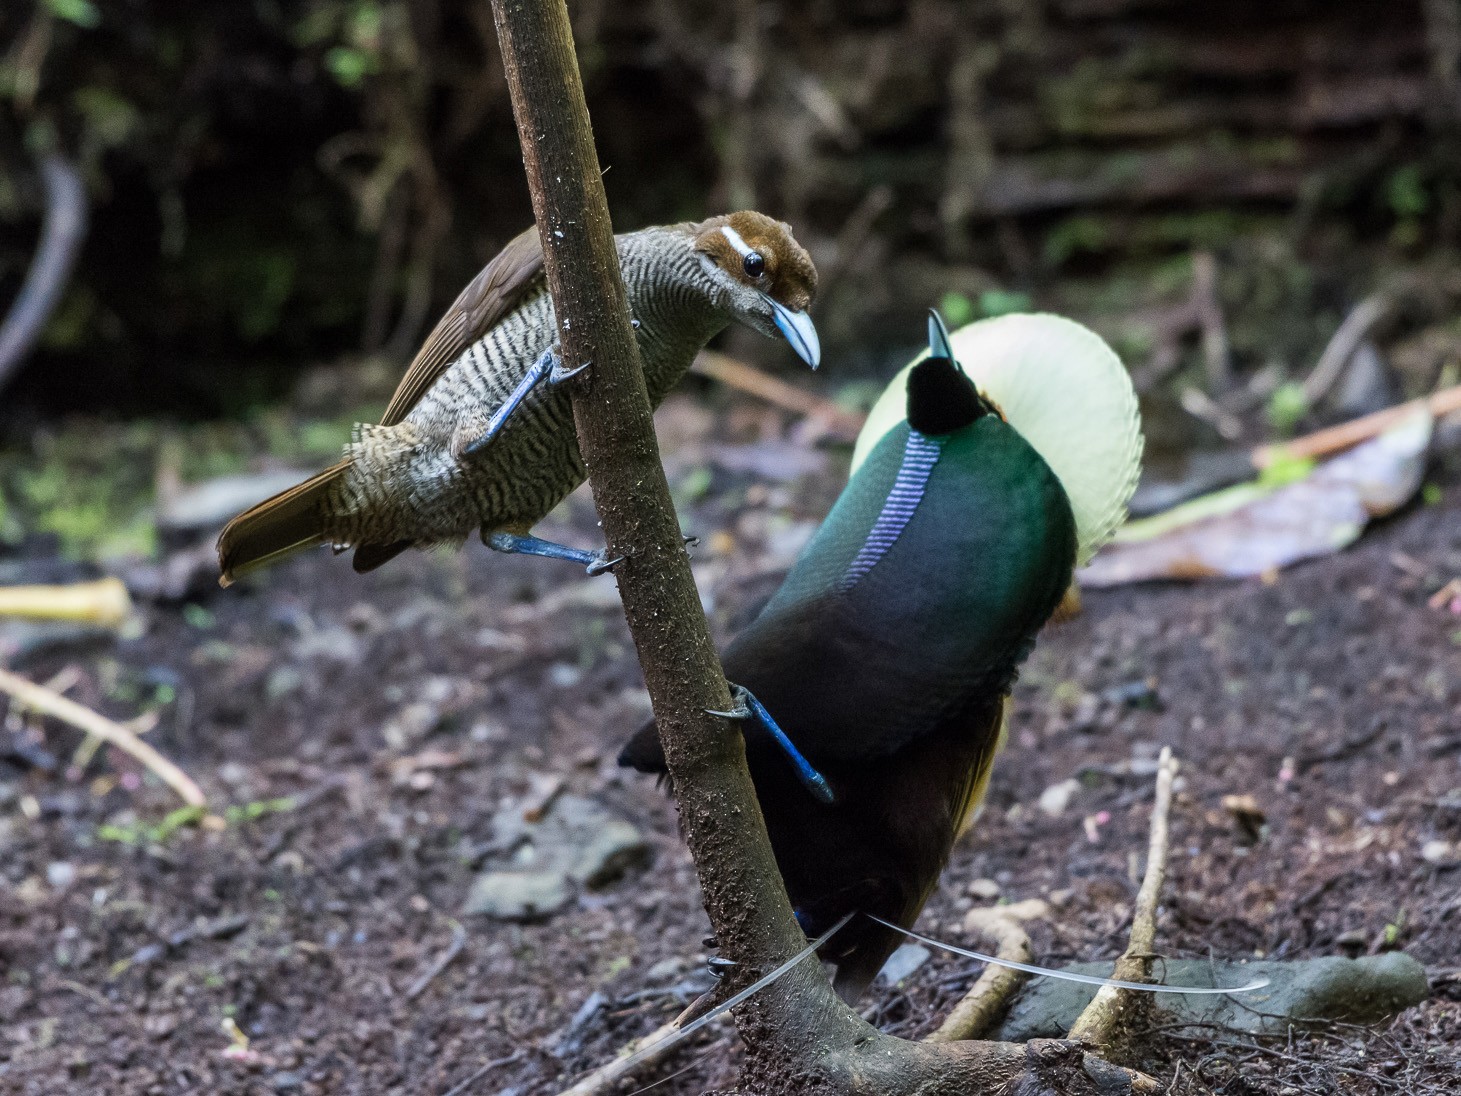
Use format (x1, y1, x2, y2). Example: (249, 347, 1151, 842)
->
(927, 308, 955, 363)
(765, 295, 821, 369)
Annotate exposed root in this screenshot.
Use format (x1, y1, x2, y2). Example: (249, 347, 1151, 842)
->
(927, 899, 1048, 1042)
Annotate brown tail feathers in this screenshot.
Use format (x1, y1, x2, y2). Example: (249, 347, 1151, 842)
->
(217, 460, 351, 587)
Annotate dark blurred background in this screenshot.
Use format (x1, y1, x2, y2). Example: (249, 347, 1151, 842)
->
(2, 0, 1457, 421)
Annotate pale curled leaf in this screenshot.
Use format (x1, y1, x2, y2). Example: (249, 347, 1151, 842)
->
(1081, 406, 1432, 587)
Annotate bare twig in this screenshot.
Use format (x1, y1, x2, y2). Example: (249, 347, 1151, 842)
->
(1300, 295, 1390, 407)
(927, 899, 1049, 1042)
(405, 919, 467, 1000)
(0, 577, 132, 626)
(691, 349, 866, 442)
(553, 1017, 697, 1096)
(1067, 747, 1177, 1048)
(0, 152, 89, 393)
(438, 1050, 523, 1096)
(0, 667, 205, 806)
(1190, 252, 1231, 394)
(1251, 383, 1461, 469)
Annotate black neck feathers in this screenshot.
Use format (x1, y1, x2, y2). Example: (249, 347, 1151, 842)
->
(906, 355, 987, 436)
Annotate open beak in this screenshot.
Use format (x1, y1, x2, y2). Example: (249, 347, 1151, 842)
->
(927, 308, 956, 364)
(765, 295, 821, 369)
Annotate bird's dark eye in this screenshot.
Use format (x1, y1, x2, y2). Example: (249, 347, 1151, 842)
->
(743, 252, 765, 278)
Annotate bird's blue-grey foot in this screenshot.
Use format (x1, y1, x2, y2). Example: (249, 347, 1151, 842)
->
(482, 531, 622, 575)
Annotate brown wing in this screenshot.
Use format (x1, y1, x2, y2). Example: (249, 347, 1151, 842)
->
(379, 227, 547, 426)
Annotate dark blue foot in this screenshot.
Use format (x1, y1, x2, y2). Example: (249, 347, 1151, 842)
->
(463, 348, 558, 456)
(483, 531, 622, 575)
(706, 684, 834, 805)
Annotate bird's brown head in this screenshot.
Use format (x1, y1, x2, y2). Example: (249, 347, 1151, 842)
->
(693, 212, 820, 368)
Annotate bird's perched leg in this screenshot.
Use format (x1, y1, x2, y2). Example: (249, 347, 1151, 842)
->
(482, 531, 622, 575)
(462, 345, 592, 456)
(706, 684, 835, 804)
(463, 320, 643, 457)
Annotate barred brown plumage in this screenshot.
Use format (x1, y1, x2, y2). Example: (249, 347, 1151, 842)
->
(217, 213, 818, 585)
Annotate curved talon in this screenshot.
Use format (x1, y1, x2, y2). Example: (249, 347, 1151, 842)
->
(550, 359, 592, 384)
(585, 551, 624, 576)
(682, 534, 700, 548)
(706, 684, 753, 720)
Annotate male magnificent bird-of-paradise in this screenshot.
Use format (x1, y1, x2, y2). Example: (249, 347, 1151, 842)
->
(620, 312, 1142, 999)
(217, 213, 819, 585)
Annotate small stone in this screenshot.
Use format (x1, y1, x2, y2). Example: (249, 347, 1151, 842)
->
(46, 862, 76, 889)
(1421, 839, 1457, 865)
(967, 878, 1002, 901)
(463, 870, 572, 920)
(645, 957, 689, 981)
(1038, 779, 1080, 816)
(548, 663, 583, 689)
(875, 943, 930, 986)
(568, 816, 648, 888)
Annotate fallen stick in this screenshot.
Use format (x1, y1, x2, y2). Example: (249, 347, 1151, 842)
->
(1251, 383, 1461, 469)
(0, 667, 205, 806)
(0, 577, 132, 626)
(691, 349, 867, 442)
(1067, 747, 1177, 1047)
(1299, 294, 1389, 407)
(552, 1016, 689, 1096)
(406, 920, 467, 1000)
(926, 898, 1049, 1042)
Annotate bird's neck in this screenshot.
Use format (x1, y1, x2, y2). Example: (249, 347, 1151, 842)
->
(619, 228, 730, 391)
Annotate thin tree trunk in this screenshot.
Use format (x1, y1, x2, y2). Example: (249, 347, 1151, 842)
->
(485, 2, 1152, 1091)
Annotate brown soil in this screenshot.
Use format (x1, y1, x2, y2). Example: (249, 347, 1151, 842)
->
(2, 394, 1458, 1095)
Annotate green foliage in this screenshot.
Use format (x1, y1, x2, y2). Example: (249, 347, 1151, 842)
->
(325, 46, 377, 88)
(224, 798, 296, 824)
(1386, 165, 1429, 218)
(939, 292, 975, 328)
(1266, 381, 1310, 437)
(71, 87, 139, 148)
(98, 805, 207, 845)
(44, 0, 101, 29)
(976, 289, 1033, 318)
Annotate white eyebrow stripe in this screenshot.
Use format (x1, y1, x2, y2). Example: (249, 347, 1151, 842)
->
(720, 225, 755, 257)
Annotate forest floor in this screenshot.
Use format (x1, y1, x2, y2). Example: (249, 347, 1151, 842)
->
(1, 390, 1459, 1095)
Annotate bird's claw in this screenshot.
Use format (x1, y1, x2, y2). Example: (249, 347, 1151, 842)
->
(550, 358, 591, 384)
(705, 684, 752, 720)
(705, 956, 737, 978)
(585, 551, 624, 576)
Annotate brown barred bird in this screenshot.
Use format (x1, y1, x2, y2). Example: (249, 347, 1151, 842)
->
(217, 213, 818, 584)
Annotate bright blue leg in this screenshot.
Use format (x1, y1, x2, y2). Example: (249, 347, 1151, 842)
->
(463, 349, 557, 455)
(706, 685, 834, 805)
(483, 531, 622, 575)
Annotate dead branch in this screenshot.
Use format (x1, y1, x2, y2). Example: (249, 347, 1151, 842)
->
(1067, 747, 1178, 1049)
(0, 667, 205, 807)
(1190, 252, 1231, 394)
(553, 1016, 699, 1096)
(405, 919, 467, 1000)
(691, 349, 866, 442)
(0, 151, 89, 394)
(1251, 382, 1461, 468)
(0, 577, 132, 627)
(927, 898, 1048, 1043)
(1300, 295, 1390, 407)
